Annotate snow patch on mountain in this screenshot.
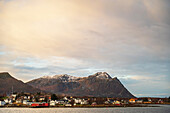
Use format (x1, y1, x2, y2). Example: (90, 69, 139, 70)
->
(41, 74, 80, 82)
(89, 72, 112, 79)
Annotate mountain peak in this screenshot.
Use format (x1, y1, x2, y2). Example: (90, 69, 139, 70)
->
(0, 72, 12, 79)
(0, 72, 41, 94)
(89, 72, 112, 79)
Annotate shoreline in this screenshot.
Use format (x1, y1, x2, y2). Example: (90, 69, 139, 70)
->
(0, 104, 163, 108)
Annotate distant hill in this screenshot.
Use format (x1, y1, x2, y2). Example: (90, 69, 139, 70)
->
(27, 72, 135, 98)
(0, 72, 41, 94)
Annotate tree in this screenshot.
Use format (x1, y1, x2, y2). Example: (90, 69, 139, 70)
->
(44, 96, 48, 102)
(51, 94, 58, 100)
(70, 99, 75, 106)
(35, 97, 39, 102)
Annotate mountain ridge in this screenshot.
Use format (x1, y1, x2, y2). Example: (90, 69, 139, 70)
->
(0, 72, 135, 98)
(27, 72, 135, 98)
(0, 72, 41, 94)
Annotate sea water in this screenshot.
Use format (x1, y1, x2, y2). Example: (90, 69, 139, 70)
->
(0, 105, 170, 113)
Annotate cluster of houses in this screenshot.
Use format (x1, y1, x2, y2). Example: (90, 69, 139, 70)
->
(0, 93, 168, 107)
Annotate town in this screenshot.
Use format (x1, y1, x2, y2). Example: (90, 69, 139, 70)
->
(0, 92, 170, 107)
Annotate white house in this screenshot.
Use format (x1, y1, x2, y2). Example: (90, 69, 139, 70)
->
(4, 99, 13, 104)
(80, 100, 88, 105)
(4, 99, 9, 103)
(55, 100, 66, 105)
(50, 100, 56, 106)
(11, 94, 17, 100)
(24, 96, 28, 99)
(74, 98, 82, 104)
(63, 97, 68, 100)
(23, 100, 28, 105)
(65, 103, 72, 106)
(28, 96, 31, 100)
(16, 99, 22, 104)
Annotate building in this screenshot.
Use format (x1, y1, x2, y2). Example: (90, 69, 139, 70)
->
(74, 98, 82, 104)
(143, 98, 152, 104)
(50, 100, 56, 106)
(0, 101, 6, 106)
(31, 102, 49, 107)
(129, 98, 136, 103)
(157, 99, 163, 104)
(80, 100, 88, 105)
(23, 100, 28, 105)
(91, 102, 97, 105)
(16, 99, 22, 104)
(55, 100, 66, 105)
(136, 99, 143, 104)
(113, 100, 121, 105)
(65, 103, 72, 106)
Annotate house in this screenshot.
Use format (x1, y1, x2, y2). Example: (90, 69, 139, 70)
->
(39, 96, 45, 101)
(65, 103, 72, 106)
(113, 100, 121, 105)
(120, 99, 129, 104)
(74, 98, 82, 104)
(104, 101, 110, 104)
(24, 96, 28, 99)
(143, 98, 152, 104)
(27, 102, 33, 106)
(16, 99, 22, 104)
(50, 100, 56, 106)
(0, 101, 6, 106)
(91, 102, 97, 105)
(23, 100, 28, 105)
(136, 99, 143, 104)
(11, 94, 17, 100)
(41, 103, 49, 107)
(157, 99, 163, 104)
(31, 102, 49, 107)
(28, 96, 31, 100)
(31, 102, 41, 107)
(4, 98, 10, 103)
(55, 100, 66, 105)
(63, 97, 68, 101)
(80, 99, 88, 105)
(129, 98, 136, 103)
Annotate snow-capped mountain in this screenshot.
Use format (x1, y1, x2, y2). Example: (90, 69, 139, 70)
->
(27, 72, 135, 98)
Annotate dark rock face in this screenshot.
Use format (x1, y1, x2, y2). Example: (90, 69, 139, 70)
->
(0, 72, 41, 94)
(27, 72, 135, 98)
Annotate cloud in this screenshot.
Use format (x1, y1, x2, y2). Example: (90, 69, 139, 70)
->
(0, 0, 169, 58)
(0, 0, 170, 97)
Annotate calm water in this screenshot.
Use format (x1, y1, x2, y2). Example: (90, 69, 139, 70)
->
(0, 105, 170, 113)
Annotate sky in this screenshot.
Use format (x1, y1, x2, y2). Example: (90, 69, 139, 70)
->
(0, 0, 170, 97)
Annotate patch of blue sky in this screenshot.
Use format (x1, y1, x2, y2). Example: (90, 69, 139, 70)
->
(0, 51, 6, 55)
(11, 57, 49, 68)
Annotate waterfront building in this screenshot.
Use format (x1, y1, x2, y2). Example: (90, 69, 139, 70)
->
(0, 101, 6, 106)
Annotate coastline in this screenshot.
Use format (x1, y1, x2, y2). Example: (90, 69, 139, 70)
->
(0, 104, 163, 108)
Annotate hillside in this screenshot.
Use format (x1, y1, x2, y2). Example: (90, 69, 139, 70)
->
(27, 72, 135, 98)
(0, 72, 41, 94)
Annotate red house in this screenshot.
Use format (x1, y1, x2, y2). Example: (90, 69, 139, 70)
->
(31, 103, 40, 107)
(31, 103, 49, 107)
